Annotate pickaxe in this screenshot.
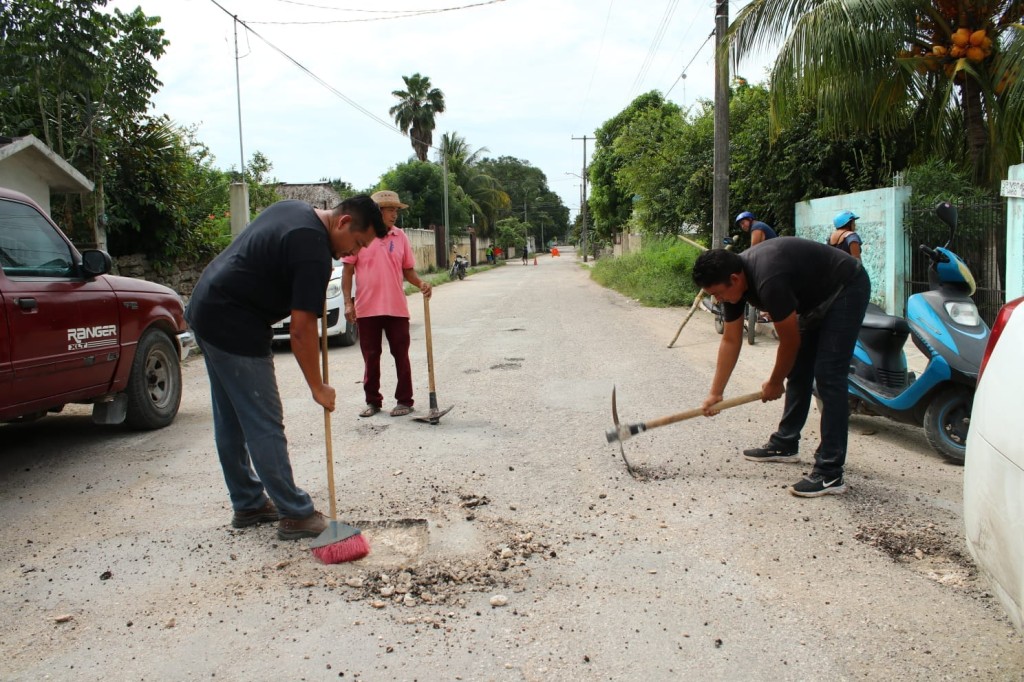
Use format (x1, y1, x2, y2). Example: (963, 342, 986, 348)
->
(606, 388, 764, 477)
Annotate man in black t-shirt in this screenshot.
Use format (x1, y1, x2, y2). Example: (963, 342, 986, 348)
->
(692, 238, 870, 498)
(187, 196, 385, 540)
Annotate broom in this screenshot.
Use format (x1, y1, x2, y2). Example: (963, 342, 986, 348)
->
(310, 301, 370, 564)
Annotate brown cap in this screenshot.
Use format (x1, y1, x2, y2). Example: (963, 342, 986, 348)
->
(371, 190, 408, 209)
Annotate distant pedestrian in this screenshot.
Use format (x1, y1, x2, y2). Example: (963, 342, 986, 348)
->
(522, 245, 529, 265)
(828, 211, 864, 260)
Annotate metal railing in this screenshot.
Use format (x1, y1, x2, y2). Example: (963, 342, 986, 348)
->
(904, 199, 1006, 325)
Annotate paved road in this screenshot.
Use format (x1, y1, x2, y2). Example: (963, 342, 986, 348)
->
(2, 248, 1021, 680)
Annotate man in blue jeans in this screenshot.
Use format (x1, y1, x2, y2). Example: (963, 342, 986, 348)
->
(692, 239, 870, 497)
(186, 196, 385, 539)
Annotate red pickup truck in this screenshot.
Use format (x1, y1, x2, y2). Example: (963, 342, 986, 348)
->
(0, 187, 193, 429)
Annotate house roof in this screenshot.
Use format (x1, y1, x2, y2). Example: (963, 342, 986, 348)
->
(0, 134, 94, 193)
(274, 182, 342, 208)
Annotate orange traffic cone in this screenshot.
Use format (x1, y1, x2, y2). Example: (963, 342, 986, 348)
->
(533, 256, 538, 266)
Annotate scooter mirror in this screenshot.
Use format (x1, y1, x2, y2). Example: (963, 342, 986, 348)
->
(935, 201, 958, 232)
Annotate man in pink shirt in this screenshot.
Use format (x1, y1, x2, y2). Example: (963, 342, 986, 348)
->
(342, 190, 432, 417)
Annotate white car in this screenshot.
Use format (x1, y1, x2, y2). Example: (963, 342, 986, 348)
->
(272, 260, 358, 347)
(964, 295, 1024, 633)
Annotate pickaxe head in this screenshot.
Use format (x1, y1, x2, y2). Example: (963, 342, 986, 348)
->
(608, 386, 637, 477)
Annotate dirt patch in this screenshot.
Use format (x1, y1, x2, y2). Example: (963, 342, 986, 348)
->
(344, 522, 550, 612)
(490, 362, 521, 370)
(847, 480, 979, 590)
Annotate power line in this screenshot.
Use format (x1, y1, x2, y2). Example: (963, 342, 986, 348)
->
(664, 28, 715, 99)
(249, 0, 507, 25)
(628, 0, 679, 99)
(206, 0, 406, 141)
(573, 0, 615, 131)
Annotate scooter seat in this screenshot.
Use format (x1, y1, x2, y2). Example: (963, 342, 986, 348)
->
(861, 304, 910, 334)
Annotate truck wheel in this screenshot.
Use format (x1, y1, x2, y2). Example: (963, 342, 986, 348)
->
(125, 330, 182, 430)
(923, 386, 972, 464)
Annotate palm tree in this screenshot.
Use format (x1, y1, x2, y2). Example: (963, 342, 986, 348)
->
(728, 0, 1024, 187)
(437, 132, 509, 236)
(389, 73, 446, 162)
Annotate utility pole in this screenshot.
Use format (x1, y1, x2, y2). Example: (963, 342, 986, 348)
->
(572, 135, 592, 262)
(230, 15, 250, 237)
(712, 0, 730, 249)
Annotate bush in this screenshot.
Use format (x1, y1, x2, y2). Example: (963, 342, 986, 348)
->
(590, 237, 702, 307)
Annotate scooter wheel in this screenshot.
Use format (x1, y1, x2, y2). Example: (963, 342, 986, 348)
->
(923, 386, 972, 464)
(714, 315, 724, 334)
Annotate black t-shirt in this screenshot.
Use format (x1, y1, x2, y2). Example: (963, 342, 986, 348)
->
(723, 237, 860, 323)
(186, 201, 331, 356)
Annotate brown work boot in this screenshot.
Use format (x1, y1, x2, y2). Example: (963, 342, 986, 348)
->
(277, 511, 328, 540)
(231, 499, 279, 528)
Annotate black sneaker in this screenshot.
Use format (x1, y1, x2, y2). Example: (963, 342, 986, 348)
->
(743, 443, 799, 463)
(789, 474, 847, 497)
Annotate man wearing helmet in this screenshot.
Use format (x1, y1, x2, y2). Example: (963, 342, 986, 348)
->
(828, 211, 863, 259)
(735, 211, 778, 247)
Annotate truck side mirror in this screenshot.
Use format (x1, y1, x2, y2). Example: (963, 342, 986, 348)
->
(81, 249, 112, 277)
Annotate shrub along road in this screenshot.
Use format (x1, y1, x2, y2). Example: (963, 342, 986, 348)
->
(1, 247, 1021, 680)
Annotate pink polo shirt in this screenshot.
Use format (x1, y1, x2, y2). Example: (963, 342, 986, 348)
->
(342, 226, 415, 318)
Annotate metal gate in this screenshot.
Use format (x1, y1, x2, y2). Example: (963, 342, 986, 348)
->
(904, 199, 1006, 325)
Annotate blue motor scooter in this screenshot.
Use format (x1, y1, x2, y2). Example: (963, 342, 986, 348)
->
(844, 201, 989, 462)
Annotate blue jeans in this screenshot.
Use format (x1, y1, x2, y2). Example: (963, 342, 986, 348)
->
(195, 335, 314, 519)
(768, 268, 871, 478)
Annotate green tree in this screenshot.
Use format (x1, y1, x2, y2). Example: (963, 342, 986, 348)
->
(589, 91, 671, 236)
(436, 132, 509, 237)
(389, 73, 446, 162)
(494, 216, 529, 252)
(0, 0, 168, 246)
(728, 0, 1024, 187)
(378, 160, 472, 231)
(238, 151, 282, 211)
(477, 156, 569, 247)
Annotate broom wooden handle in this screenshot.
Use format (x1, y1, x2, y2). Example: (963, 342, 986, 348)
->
(667, 290, 705, 348)
(642, 391, 763, 431)
(321, 302, 337, 521)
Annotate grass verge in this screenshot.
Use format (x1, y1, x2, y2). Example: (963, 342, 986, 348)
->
(590, 237, 703, 307)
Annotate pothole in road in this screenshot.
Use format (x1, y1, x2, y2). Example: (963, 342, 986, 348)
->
(627, 463, 682, 481)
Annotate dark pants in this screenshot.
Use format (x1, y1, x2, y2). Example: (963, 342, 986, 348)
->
(195, 335, 314, 519)
(768, 268, 871, 478)
(357, 315, 413, 408)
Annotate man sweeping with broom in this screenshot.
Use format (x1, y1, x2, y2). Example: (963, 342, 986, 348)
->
(186, 195, 385, 553)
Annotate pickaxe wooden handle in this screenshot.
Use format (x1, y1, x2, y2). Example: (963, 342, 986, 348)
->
(606, 391, 763, 444)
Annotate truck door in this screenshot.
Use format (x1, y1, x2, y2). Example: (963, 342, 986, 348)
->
(0, 197, 119, 405)
(0, 291, 11, 394)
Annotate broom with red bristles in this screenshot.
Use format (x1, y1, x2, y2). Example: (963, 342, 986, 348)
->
(310, 302, 370, 564)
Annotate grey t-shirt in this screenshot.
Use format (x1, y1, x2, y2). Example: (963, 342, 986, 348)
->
(723, 237, 861, 322)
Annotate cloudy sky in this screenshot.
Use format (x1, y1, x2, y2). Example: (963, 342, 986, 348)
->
(107, 0, 771, 215)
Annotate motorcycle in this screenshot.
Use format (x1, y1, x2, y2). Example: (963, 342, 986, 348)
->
(449, 253, 468, 280)
(700, 236, 771, 345)
(839, 201, 989, 462)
